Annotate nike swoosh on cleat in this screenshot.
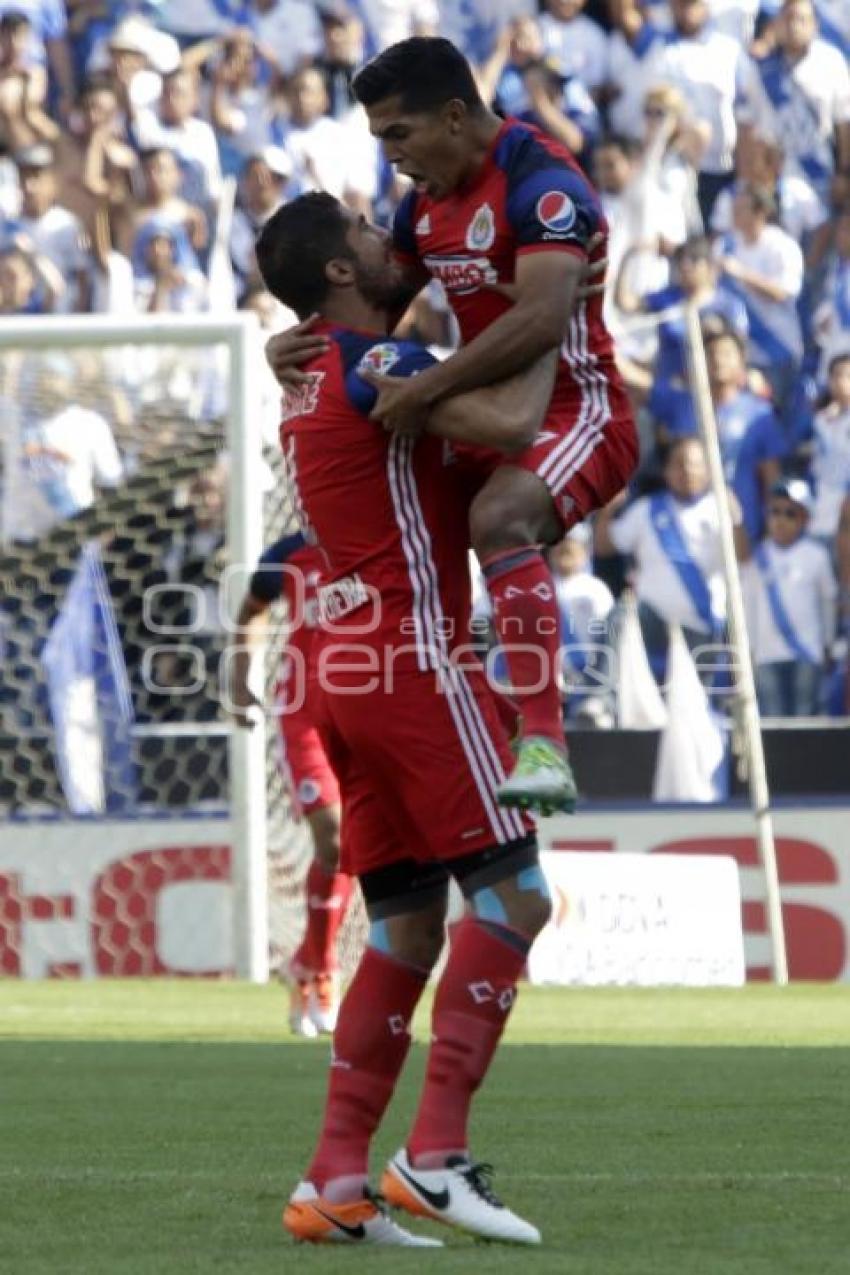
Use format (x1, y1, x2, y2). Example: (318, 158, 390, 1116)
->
(313, 1207, 366, 1239)
(396, 1164, 451, 1211)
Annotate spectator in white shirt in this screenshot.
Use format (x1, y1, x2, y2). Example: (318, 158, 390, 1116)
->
(595, 436, 727, 683)
(716, 182, 804, 406)
(739, 478, 837, 715)
(746, 0, 850, 208)
(710, 136, 829, 252)
(281, 65, 375, 212)
(539, 0, 609, 96)
(8, 355, 124, 541)
(808, 354, 850, 542)
(132, 67, 222, 211)
(5, 143, 91, 311)
(610, 0, 761, 223)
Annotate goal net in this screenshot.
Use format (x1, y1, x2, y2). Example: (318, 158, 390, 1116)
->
(0, 314, 365, 981)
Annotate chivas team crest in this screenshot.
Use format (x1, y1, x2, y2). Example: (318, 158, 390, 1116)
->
(466, 202, 496, 251)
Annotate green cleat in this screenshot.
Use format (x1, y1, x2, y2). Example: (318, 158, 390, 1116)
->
(496, 736, 577, 815)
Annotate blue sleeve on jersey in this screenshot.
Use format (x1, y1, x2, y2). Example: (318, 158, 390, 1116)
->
(344, 340, 438, 416)
(249, 532, 307, 602)
(506, 160, 599, 253)
(392, 190, 419, 258)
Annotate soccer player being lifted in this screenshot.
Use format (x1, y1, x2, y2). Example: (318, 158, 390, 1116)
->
(256, 190, 562, 1246)
(267, 36, 638, 816)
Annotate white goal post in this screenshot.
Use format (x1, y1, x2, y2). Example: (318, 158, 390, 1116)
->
(0, 313, 270, 980)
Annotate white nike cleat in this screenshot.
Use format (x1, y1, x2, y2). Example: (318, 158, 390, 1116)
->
(380, 1148, 542, 1245)
(283, 1181, 443, 1246)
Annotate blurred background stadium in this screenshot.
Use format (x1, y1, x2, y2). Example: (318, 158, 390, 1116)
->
(1, 0, 849, 989)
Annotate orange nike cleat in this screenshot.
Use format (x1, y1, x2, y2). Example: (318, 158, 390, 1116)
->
(283, 1182, 443, 1246)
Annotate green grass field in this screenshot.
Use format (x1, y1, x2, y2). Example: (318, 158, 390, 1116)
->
(2, 982, 849, 1274)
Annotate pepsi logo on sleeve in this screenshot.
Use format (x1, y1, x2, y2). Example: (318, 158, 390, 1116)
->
(536, 191, 577, 237)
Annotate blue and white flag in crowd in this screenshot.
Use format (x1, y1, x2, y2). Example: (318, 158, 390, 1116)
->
(653, 625, 728, 803)
(42, 542, 136, 814)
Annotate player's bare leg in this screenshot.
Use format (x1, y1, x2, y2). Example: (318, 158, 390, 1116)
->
(471, 467, 577, 814)
(283, 861, 449, 1247)
(286, 804, 353, 1036)
(381, 837, 551, 1243)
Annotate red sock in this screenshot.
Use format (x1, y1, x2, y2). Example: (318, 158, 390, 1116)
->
(292, 862, 353, 975)
(481, 547, 565, 746)
(406, 917, 527, 1163)
(306, 947, 427, 1190)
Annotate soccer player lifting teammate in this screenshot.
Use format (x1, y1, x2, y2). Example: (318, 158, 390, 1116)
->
(256, 191, 562, 1246)
(228, 534, 352, 1037)
(267, 36, 638, 815)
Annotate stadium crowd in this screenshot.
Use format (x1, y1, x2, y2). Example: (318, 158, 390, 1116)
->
(1, 0, 850, 718)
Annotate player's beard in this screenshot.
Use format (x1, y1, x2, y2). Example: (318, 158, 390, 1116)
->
(353, 258, 406, 314)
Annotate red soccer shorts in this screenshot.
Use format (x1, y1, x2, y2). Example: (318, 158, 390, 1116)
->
(310, 661, 533, 877)
(520, 384, 638, 531)
(278, 706, 340, 818)
(454, 382, 638, 533)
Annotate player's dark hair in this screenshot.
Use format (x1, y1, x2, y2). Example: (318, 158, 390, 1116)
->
(353, 37, 484, 114)
(255, 192, 353, 319)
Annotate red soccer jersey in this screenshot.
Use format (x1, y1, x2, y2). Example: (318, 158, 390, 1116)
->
(249, 531, 324, 710)
(279, 323, 474, 669)
(392, 117, 622, 418)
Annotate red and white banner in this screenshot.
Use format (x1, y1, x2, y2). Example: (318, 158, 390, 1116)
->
(1, 806, 848, 980)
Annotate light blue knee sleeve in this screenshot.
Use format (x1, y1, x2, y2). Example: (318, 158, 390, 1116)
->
(470, 885, 509, 924)
(470, 867, 551, 922)
(517, 864, 551, 902)
(368, 919, 392, 954)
